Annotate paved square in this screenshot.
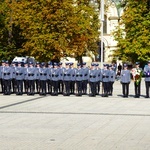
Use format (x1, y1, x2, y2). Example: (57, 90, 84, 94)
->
(0, 80, 150, 150)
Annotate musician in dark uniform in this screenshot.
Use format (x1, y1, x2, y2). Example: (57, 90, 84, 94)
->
(144, 61, 150, 98)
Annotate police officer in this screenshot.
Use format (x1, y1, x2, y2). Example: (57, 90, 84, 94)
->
(11, 62, 17, 93)
(58, 62, 64, 94)
(51, 63, 59, 96)
(75, 63, 83, 96)
(27, 62, 36, 95)
(108, 64, 116, 96)
(47, 62, 53, 94)
(2, 61, 12, 95)
(70, 62, 76, 95)
(63, 62, 72, 96)
(82, 62, 89, 95)
(88, 63, 97, 97)
(39, 62, 47, 96)
(0, 60, 5, 93)
(120, 64, 131, 98)
(95, 63, 102, 95)
(35, 62, 41, 94)
(144, 61, 150, 98)
(101, 64, 110, 97)
(15, 62, 24, 95)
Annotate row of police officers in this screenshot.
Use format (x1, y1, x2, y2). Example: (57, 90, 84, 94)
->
(0, 61, 116, 97)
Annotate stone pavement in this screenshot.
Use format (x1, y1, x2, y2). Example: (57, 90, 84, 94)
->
(0, 79, 150, 150)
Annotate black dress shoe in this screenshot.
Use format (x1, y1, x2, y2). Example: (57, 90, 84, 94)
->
(145, 96, 149, 98)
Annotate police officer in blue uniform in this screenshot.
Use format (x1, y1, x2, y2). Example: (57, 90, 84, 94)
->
(39, 62, 47, 96)
(120, 64, 131, 98)
(82, 62, 89, 95)
(102, 64, 110, 97)
(15, 62, 24, 95)
(27, 62, 36, 95)
(35, 62, 40, 94)
(11, 62, 17, 94)
(75, 63, 83, 96)
(51, 63, 59, 96)
(108, 64, 116, 96)
(144, 61, 150, 98)
(23, 63, 29, 94)
(70, 62, 76, 95)
(58, 62, 64, 94)
(63, 62, 72, 96)
(2, 61, 12, 95)
(88, 63, 97, 97)
(47, 61, 53, 94)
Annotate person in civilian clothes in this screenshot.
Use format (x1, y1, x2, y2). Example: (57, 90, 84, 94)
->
(15, 62, 24, 95)
(0, 60, 5, 93)
(70, 62, 76, 95)
(11, 62, 17, 94)
(144, 61, 150, 98)
(120, 64, 131, 98)
(23, 63, 28, 94)
(39, 62, 47, 96)
(51, 63, 59, 96)
(108, 64, 116, 96)
(47, 62, 53, 94)
(131, 62, 143, 98)
(1, 61, 12, 95)
(58, 62, 64, 94)
(95, 63, 102, 95)
(63, 62, 72, 96)
(27, 62, 36, 95)
(82, 62, 89, 95)
(75, 63, 83, 96)
(88, 63, 97, 97)
(35, 62, 41, 94)
(101, 64, 110, 97)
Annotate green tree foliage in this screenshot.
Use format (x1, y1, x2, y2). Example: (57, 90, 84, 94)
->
(113, 0, 150, 64)
(11, 0, 99, 62)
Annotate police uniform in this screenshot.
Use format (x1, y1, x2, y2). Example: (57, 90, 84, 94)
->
(39, 63, 47, 95)
(120, 64, 131, 97)
(144, 61, 150, 98)
(23, 63, 29, 94)
(26, 62, 36, 95)
(47, 62, 53, 94)
(35, 62, 41, 94)
(75, 63, 83, 96)
(88, 63, 97, 97)
(63, 63, 72, 96)
(108, 65, 116, 96)
(82, 62, 89, 95)
(11, 62, 17, 93)
(51, 63, 59, 96)
(15, 62, 24, 95)
(1, 61, 12, 95)
(58, 62, 64, 94)
(70, 63, 76, 95)
(101, 64, 110, 97)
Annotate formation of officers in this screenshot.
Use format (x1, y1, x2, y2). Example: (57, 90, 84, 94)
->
(0, 60, 116, 97)
(0, 60, 150, 98)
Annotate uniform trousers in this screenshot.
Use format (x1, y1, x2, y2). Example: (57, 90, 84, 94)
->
(82, 80, 88, 94)
(76, 81, 82, 95)
(36, 79, 40, 93)
(102, 82, 109, 94)
(16, 80, 23, 94)
(3, 79, 11, 95)
(108, 82, 114, 94)
(28, 80, 35, 95)
(24, 80, 28, 93)
(89, 82, 96, 96)
(145, 81, 150, 97)
(52, 80, 58, 94)
(96, 81, 100, 94)
(134, 81, 141, 96)
(70, 81, 75, 94)
(58, 80, 64, 94)
(40, 80, 47, 95)
(47, 79, 52, 94)
(11, 78, 16, 93)
(64, 81, 70, 95)
(122, 83, 129, 96)
(0, 79, 4, 93)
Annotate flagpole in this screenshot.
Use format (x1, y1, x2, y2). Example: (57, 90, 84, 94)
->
(101, 0, 104, 69)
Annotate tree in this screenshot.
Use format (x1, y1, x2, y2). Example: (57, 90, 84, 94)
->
(11, 0, 99, 62)
(113, 0, 150, 64)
